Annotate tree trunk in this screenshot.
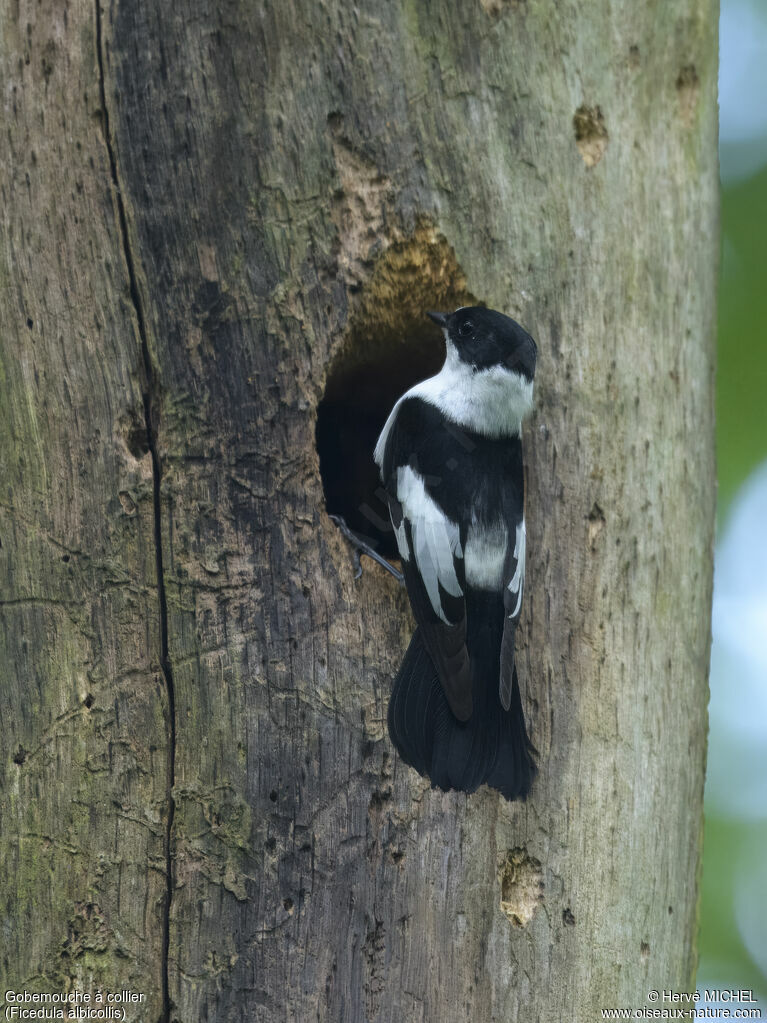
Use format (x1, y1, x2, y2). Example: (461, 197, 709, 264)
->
(1, 1, 718, 1021)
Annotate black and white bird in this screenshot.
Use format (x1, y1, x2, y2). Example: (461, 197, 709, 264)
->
(374, 306, 537, 800)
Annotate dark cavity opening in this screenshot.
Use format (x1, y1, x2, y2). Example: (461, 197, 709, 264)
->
(316, 223, 474, 560)
(316, 318, 444, 559)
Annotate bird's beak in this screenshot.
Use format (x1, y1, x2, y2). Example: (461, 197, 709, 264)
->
(426, 311, 448, 328)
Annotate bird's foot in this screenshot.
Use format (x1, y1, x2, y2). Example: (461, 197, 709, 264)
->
(329, 515, 404, 584)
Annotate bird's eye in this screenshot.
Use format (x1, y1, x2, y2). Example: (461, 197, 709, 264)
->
(458, 321, 473, 337)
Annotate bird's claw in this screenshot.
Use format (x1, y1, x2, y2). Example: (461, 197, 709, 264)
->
(329, 515, 404, 584)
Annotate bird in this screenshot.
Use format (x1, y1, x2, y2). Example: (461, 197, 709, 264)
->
(373, 306, 538, 800)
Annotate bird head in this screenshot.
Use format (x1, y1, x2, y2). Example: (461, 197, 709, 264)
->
(427, 307, 537, 382)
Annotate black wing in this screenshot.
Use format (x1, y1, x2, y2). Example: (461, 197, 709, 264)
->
(500, 517, 526, 710)
(379, 415, 473, 721)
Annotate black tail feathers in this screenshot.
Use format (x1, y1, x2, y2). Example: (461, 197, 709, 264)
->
(387, 628, 536, 801)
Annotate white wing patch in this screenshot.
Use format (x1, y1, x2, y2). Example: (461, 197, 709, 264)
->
(374, 399, 400, 472)
(396, 464, 462, 624)
(392, 515, 408, 561)
(507, 519, 526, 620)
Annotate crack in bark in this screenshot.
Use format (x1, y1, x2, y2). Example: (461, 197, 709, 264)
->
(94, 4, 176, 1020)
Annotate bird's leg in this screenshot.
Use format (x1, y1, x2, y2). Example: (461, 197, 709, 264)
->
(329, 515, 404, 584)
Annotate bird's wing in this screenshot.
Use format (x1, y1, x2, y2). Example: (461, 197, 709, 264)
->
(384, 459, 473, 722)
(499, 517, 526, 710)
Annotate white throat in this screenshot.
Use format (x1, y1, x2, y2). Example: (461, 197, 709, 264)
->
(412, 339, 533, 438)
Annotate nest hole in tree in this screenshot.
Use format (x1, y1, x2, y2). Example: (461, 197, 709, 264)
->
(316, 225, 475, 560)
(316, 319, 443, 558)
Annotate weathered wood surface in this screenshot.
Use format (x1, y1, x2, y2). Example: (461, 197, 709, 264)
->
(1, 1, 718, 1021)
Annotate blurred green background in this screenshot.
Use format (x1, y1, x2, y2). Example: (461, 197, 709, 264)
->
(697, 0, 767, 1007)
(716, 167, 767, 508)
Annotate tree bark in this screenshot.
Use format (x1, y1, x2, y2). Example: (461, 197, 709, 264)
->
(1, 1, 718, 1021)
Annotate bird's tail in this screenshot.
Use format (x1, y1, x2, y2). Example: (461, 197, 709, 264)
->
(387, 626, 536, 801)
